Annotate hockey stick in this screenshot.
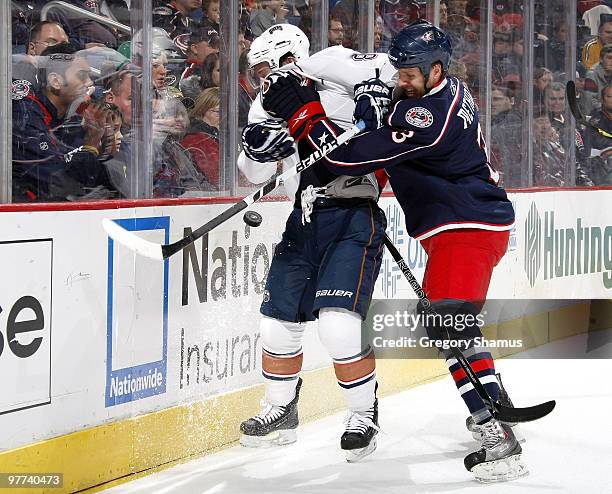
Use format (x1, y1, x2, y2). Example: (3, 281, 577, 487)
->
(382, 235, 556, 423)
(566, 81, 612, 138)
(102, 120, 366, 260)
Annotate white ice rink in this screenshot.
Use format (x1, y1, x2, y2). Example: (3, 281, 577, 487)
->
(104, 331, 612, 494)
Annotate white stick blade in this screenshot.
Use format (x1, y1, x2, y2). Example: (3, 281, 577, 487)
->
(102, 218, 165, 261)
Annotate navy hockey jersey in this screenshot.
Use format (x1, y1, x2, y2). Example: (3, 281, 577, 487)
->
(306, 77, 515, 240)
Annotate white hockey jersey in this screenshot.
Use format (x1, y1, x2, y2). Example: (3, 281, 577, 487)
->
(237, 46, 398, 199)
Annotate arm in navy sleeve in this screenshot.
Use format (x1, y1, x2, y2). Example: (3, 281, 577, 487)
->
(12, 98, 104, 200)
(303, 89, 459, 176)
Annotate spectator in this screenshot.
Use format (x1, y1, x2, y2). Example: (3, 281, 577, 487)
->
(250, 0, 288, 37)
(490, 85, 522, 187)
(104, 69, 134, 130)
(181, 87, 222, 189)
(13, 21, 70, 86)
(439, 1, 448, 30)
(238, 50, 255, 128)
(582, 13, 612, 69)
(533, 112, 566, 186)
(27, 21, 69, 56)
(102, 71, 137, 198)
(492, 29, 519, 84)
(374, 19, 383, 52)
(586, 83, 612, 184)
(328, 18, 345, 46)
(153, 0, 203, 54)
(533, 66, 553, 113)
(585, 44, 612, 112)
(545, 82, 593, 185)
(199, 52, 221, 90)
(12, 43, 115, 201)
(179, 23, 220, 100)
(203, 0, 221, 30)
(153, 97, 212, 197)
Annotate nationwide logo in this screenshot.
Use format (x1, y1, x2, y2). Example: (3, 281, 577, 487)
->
(523, 201, 612, 289)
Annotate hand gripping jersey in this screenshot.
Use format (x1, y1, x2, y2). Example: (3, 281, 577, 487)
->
(237, 46, 396, 200)
(304, 76, 515, 240)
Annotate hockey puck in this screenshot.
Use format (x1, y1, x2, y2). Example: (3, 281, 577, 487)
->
(243, 210, 263, 227)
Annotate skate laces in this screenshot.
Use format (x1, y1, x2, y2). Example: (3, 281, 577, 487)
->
(300, 185, 327, 225)
(253, 401, 287, 425)
(344, 409, 380, 435)
(480, 419, 506, 450)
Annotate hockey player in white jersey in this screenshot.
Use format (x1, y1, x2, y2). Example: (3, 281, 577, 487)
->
(238, 24, 395, 462)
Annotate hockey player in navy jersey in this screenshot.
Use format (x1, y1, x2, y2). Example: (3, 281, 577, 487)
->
(259, 20, 526, 482)
(238, 24, 392, 462)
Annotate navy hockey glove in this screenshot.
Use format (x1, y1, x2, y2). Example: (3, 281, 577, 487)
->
(241, 120, 295, 162)
(261, 71, 327, 141)
(353, 78, 392, 131)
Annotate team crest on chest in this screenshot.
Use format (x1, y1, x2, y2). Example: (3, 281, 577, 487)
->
(405, 107, 434, 128)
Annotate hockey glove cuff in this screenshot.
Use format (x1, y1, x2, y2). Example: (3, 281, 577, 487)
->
(287, 100, 328, 141)
(242, 120, 296, 162)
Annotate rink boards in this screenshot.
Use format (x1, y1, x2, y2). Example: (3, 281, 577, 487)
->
(0, 189, 610, 493)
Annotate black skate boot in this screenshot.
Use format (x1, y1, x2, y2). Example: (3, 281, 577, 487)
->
(341, 398, 379, 463)
(466, 373, 524, 443)
(239, 378, 302, 448)
(464, 419, 528, 482)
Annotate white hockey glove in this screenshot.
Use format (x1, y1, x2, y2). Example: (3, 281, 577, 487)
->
(353, 78, 392, 131)
(241, 119, 296, 163)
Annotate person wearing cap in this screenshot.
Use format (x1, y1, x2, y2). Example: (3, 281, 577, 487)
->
(582, 13, 612, 69)
(179, 24, 220, 100)
(12, 42, 116, 202)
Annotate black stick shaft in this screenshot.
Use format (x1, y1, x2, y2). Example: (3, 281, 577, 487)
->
(382, 235, 555, 422)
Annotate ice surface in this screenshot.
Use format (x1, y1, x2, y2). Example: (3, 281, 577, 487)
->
(104, 331, 612, 494)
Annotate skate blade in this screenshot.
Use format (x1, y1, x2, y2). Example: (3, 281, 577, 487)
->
(344, 437, 377, 463)
(471, 454, 529, 483)
(239, 429, 297, 448)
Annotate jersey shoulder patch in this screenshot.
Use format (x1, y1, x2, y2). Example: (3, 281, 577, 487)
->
(11, 79, 31, 100)
(404, 106, 434, 128)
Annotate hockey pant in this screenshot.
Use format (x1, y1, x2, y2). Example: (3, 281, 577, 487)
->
(420, 229, 510, 425)
(261, 308, 376, 412)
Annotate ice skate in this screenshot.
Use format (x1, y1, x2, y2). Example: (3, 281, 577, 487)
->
(464, 419, 528, 482)
(239, 378, 302, 448)
(341, 399, 379, 462)
(466, 373, 525, 443)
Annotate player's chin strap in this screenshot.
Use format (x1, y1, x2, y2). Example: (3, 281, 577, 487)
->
(382, 234, 556, 424)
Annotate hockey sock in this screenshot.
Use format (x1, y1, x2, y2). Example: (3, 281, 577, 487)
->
(260, 316, 305, 406)
(318, 307, 376, 411)
(446, 345, 500, 424)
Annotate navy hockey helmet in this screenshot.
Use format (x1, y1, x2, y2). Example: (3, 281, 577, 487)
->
(388, 19, 452, 76)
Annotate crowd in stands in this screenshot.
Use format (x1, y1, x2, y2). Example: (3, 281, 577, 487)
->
(446, 0, 612, 187)
(8, 0, 612, 203)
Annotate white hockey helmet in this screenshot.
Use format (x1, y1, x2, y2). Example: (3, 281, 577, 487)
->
(248, 23, 310, 71)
